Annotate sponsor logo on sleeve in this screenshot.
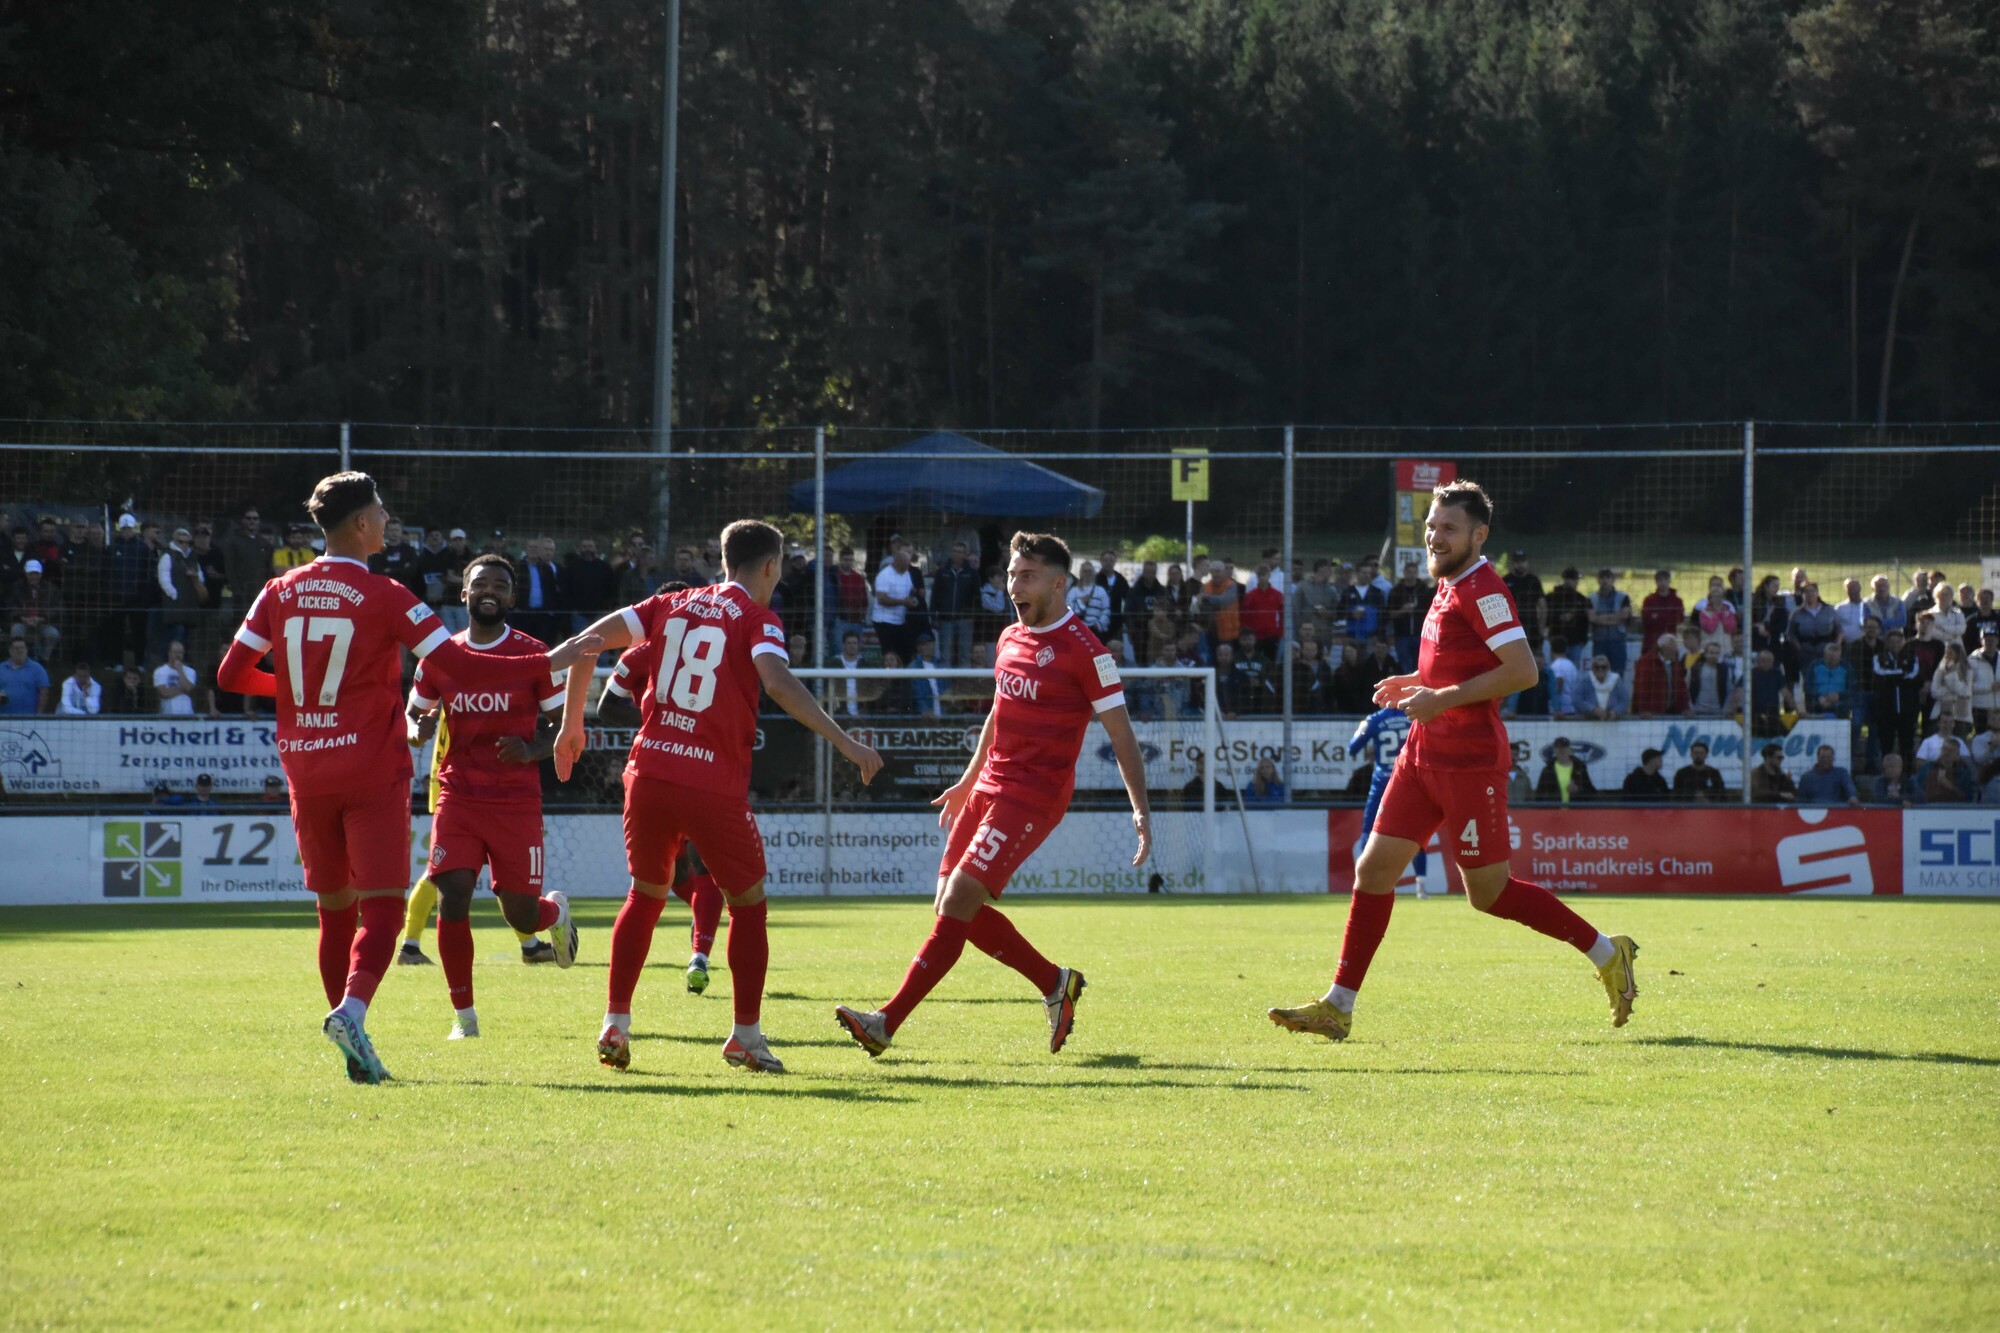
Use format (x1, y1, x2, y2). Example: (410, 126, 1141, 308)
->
(406, 603, 433, 625)
(1476, 593, 1511, 628)
(762, 623, 785, 640)
(1093, 653, 1120, 687)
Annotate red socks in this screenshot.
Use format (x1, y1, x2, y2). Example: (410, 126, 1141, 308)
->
(1333, 889, 1394, 993)
(726, 899, 769, 1025)
(967, 906, 1060, 996)
(345, 896, 404, 1006)
(316, 901, 358, 1008)
(1486, 877, 1600, 954)
(607, 889, 667, 1012)
(534, 896, 562, 932)
(881, 915, 970, 1035)
(688, 874, 723, 955)
(437, 918, 474, 1009)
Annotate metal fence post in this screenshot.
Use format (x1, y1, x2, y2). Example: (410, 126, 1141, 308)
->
(1742, 419, 1756, 806)
(339, 421, 351, 472)
(816, 427, 833, 894)
(1281, 424, 1295, 800)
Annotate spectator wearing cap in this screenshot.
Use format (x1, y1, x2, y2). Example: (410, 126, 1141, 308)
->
(220, 505, 275, 609)
(1535, 736, 1597, 804)
(153, 640, 197, 716)
(150, 781, 186, 808)
(154, 524, 206, 660)
(1672, 740, 1729, 802)
(1639, 571, 1684, 647)
(1589, 568, 1634, 674)
(1750, 743, 1798, 803)
(7, 559, 62, 659)
(1548, 568, 1591, 667)
(261, 774, 288, 804)
(0, 637, 49, 714)
(1795, 744, 1860, 807)
(1621, 747, 1670, 801)
(908, 630, 943, 718)
(191, 773, 220, 809)
(58, 660, 101, 714)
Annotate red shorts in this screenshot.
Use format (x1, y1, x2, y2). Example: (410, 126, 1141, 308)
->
(1372, 760, 1512, 869)
(290, 785, 414, 894)
(939, 788, 1058, 894)
(623, 771, 766, 894)
(429, 796, 543, 896)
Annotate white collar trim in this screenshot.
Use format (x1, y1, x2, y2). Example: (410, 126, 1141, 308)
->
(316, 555, 366, 569)
(1446, 556, 1490, 586)
(1024, 609, 1076, 635)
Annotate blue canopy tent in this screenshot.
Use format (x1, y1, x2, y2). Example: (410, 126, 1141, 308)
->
(788, 431, 1105, 518)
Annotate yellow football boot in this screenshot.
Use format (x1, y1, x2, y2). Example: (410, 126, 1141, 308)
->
(1267, 999, 1353, 1042)
(1598, 935, 1640, 1027)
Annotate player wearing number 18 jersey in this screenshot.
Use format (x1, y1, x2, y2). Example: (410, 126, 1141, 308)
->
(1269, 480, 1639, 1045)
(835, 531, 1154, 1060)
(216, 473, 589, 1085)
(551, 521, 882, 1075)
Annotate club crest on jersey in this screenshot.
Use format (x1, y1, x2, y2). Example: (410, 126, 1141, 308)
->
(430, 843, 446, 866)
(1035, 645, 1056, 668)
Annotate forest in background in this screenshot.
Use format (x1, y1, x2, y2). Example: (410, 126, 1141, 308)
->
(2, 0, 1995, 431)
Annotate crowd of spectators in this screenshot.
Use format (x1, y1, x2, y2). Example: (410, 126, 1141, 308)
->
(5, 499, 1993, 805)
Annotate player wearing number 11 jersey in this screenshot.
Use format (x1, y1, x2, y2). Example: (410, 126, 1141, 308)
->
(216, 472, 592, 1085)
(1268, 480, 1639, 1045)
(550, 520, 883, 1075)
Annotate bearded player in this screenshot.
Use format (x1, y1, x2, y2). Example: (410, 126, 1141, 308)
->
(834, 531, 1152, 1058)
(403, 554, 584, 1040)
(598, 597, 727, 994)
(215, 472, 593, 1084)
(550, 520, 883, 1074)
(1269, 481, 1639, 1042)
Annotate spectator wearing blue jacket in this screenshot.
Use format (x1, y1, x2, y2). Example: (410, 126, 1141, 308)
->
(1794, 744, 1860, 807)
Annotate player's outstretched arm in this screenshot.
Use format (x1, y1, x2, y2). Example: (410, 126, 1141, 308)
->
(550, 622, 622, 780)
(215, 637, 278, 699)
(933, 706, 998, 831)
(753, 653, 883, 785)
(1396, 638, 1539, 725)
(1095, 703, 1153, 867)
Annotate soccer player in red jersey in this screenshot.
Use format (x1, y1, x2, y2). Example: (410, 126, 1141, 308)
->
(403, 554, 584, 1040)
(550, 521, 883, 1073)
(834, 531, 1153, 1058)
(597, 602, 727, 995)
(215, 472, 593, 1084)
(1268, 481, 1640, 1042)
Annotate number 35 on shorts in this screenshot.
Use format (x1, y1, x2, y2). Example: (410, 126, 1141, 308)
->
(972, 824, 1007, 865)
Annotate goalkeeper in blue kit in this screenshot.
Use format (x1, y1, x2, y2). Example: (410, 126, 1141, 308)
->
(1348, 706, 1428, 894)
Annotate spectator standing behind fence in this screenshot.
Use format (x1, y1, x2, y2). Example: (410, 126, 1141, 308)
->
(58, 661, 100, 714)
(7, 560, 61, 660)
(1964, 587, 2000, 650)
(1589, 568, 1633, 673)
(1673, 740, 1729, 802)
(1547, 568, 1590, 667)
(1573, 654, 1627, 720)
(1535, 736, 1596, 804)
(1695, 576, 1739, 655)
(27, 517, 61, 575)
(153, 525, 207, 660)
(1864, 575, 1906, 634)
(1632, 633, 1686, 716)
(1807, 642, 1851, 716)
(1291, 637, 1334, 713)
(1201, 558, 1242, 649)
(273, 523, 317, 573)
(61, 518, 108, 655)
(1687, 641, 1738, 718)
(1920, 591, 1966, 650)
(1833, 579, 1869, 642)
(220, 506, 274, 609)
(1968, 629, 2000, 731)
(0, 528, 29, 592)
(1871, 628, 1920, 763)
(1096, 549, 1130, 650)
(928, 540, 979, 667)
(103, 664, 149, 714)
(1750, 744, 1797, 802)
(1621, 748, 1670, 801)
(1640, 571, 1684, 647)
(1919, 737, 1976, 803)
(153, 640, 196, 715)
(1065, 560, 1111, 636)
(870, 542, 920, 662)
(1930, 641, 1974, 734)
(1796, 744, 1860, 807)
(370, 518, 422, 595)
(564, 538, 618, 623)
(1242, 564, 1283, 647)
(1749, 649, 1791, 734)
(1545, 635, 1579, 716)
(1788, 582, 1840, 677)
(0, 637, 49, 714)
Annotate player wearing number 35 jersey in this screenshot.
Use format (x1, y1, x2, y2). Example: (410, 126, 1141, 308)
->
(216, 472, 594, 1086)
(550, 520, 883, 1075)
(835, 530, 1154, 1062)
(1269, 480, 1639, 1046)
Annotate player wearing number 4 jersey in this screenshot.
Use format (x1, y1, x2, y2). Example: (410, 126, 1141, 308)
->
(1269, 480, 1639, 1045)
(216, 473, 597, 1085)
(551, 521, 883, 1075)
(403, 554, 583, 1042)
(835, 531, 1153, 1060)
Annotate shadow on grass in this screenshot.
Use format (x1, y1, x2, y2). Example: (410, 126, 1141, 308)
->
(765, 990, 1027, 1006)
(1636, 1035, 2000, 1068)
(640, 1032, 863, 1051)
(450, 1076, 910, 1103)
(1064, 1050, 1586, 1078)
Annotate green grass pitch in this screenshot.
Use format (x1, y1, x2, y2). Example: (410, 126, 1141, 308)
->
(2, 896, 1995, 1328)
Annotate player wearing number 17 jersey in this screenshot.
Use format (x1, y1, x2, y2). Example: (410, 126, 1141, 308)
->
(550, 520, 883, 1075)
(1269, 480, 1639, 1045)
(835, 531, 1154, 1060)
(215, 473, 590, 1085)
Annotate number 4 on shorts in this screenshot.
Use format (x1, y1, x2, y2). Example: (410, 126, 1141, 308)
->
(1459, 818, 1479, 855)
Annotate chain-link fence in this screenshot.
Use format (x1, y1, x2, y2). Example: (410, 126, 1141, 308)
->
(2, 419, 1995, 816)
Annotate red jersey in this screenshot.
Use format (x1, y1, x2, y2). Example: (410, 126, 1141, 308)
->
(975, 610, 1125, 814)
(1404, 555, 1526, 771)
(234, 556, 454, 798)
(409, 627, 566, 805)
(619, 582, 788, 792)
